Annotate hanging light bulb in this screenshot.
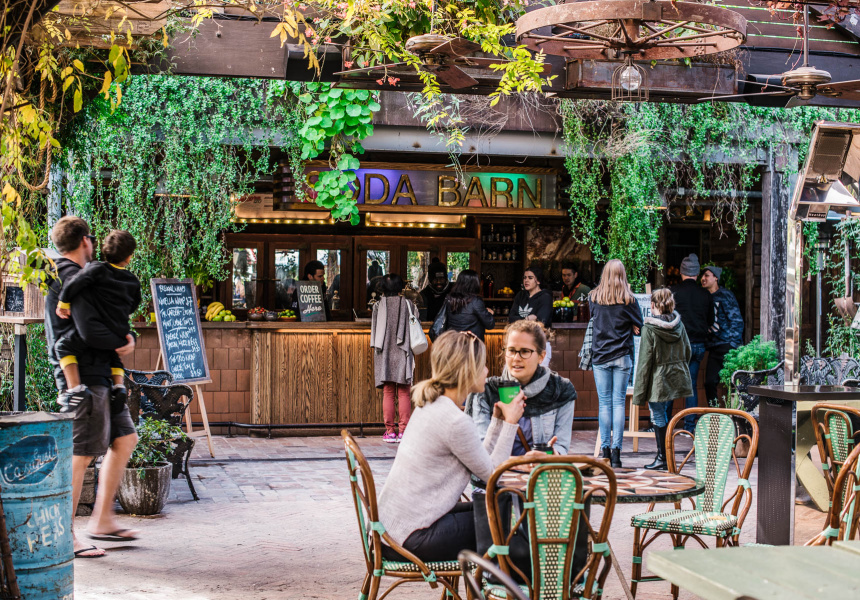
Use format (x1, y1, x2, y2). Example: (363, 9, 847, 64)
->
(620, 65, 642, 91)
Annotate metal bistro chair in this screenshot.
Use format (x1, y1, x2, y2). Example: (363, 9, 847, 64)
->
(125, 369, 198, 500)
(811, 402, 860, 496)
(342, 430, 463, 600)
(482, 455, 617, 600)
(731, 361, 784, 414)
(630, 408, 759, 600)
(807, 442, 860, 546)
(459, 550, 529, 600)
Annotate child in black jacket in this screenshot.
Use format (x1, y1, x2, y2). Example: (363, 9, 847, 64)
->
(55, 230, 141, 413)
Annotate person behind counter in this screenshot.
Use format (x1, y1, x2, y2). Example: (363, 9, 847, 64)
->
(466, 320, 576, 455)
(509, 264, 553, 367)
(436, 269, 495, 341)
(420, 257, 451, 322)
(290, 260, 331, 321)
(371, 274, 417, 443)
(561, 261, 592, 302)
(589, 259, 643, 469)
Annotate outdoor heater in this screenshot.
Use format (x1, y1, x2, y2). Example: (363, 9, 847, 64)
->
(785, 122, 860, 383)
(749, 121, 860, 547)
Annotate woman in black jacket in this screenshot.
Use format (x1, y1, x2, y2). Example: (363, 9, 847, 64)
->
(439, 269, 495, 341)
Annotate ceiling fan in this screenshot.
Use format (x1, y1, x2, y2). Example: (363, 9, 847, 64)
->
(698, 4, 860, 107)
(336, 33, 540, 89)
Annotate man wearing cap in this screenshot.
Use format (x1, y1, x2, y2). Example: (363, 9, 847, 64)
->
(702, 264, 743, 407)
(420, 257, 450, 322)
(670, 254, 714, 431)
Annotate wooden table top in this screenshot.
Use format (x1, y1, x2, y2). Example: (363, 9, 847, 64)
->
(647, 541, 860, 599)
(498, 467, 704, 505)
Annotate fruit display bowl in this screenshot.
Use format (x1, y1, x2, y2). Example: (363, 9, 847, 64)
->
(248, 313, 265, 321)
(278, 316, 297, 322)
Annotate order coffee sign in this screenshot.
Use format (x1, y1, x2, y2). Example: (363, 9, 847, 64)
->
(297, 281, 327, 322)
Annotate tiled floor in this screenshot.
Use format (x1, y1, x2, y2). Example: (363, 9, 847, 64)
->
(73, 431, 824, 600)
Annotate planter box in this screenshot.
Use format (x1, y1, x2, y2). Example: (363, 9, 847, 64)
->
(117, 462, 172, 516)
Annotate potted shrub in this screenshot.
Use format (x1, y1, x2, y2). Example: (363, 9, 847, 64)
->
(117, 418, 187, 516)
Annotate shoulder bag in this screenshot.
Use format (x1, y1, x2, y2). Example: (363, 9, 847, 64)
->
(407, 300, 429, 355)
(428, 302, 448, 342)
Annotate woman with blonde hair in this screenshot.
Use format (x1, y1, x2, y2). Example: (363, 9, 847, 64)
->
(589, 259, 644, 468)
(378, 331, 531, 562)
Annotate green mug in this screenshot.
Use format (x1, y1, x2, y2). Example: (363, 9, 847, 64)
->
(497, 381, 521, 404)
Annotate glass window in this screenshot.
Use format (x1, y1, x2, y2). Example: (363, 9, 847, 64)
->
(406, 251, 431, 291)
(317, 249, 341, 306)
(232, 248, 257, 309)
(447, 252, 470, 282)
(274, 249, 300, 310)
(366, 250, 389, 303)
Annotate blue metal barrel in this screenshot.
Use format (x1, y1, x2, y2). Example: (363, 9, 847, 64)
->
(0, 412, 74, 600)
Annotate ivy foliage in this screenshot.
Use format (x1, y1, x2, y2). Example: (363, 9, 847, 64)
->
(62, 75, 301, 312)
(561, 100, 860, 292)
(273, 82, 381, 225)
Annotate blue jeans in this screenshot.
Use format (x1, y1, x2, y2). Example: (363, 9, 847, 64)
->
(594, 355, 632, 450)
(684, 343, 706, 429)
(648, 402, 671, 428)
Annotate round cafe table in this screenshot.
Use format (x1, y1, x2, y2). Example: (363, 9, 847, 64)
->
(495, 465, 705, 600)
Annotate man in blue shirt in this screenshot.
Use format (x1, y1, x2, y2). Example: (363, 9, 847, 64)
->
(702, 266, 744, 406)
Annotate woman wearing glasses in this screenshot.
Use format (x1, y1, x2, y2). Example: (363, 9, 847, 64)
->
(377, 331, 533, 562)
(588, 259, 643, 468)
(467, 320, 577, 455)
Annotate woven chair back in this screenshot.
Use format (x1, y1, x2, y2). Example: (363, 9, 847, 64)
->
(486, 455, 617, 600)
(342, 431, 379, 571)
(812, 403, 860, 495)
(668, 408, 759, 521)
(809, 442, 860, 546)
(459, 550, 529, 600)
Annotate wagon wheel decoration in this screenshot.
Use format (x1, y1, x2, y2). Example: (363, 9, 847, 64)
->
(515, 1, 747, 61)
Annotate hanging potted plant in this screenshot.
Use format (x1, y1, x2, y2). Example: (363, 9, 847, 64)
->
(117, 418, 187, 516)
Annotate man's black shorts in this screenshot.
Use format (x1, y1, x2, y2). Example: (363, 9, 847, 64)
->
(72, 385, 136, 456)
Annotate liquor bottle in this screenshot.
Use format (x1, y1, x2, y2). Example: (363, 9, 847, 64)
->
(483, 273, 495, 298)
(511, 248, 517, 261)
(489, 224, 495, 242)
(512, 228, 517, 243)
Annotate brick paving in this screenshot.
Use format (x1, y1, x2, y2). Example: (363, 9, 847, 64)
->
(74, 431, 824, 600)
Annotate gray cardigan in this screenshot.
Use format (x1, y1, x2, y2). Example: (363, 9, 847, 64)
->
(378, 395, 518, 545)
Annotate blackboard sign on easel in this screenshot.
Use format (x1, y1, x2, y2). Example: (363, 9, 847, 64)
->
(296, 281, 327, 322)
(150, 278, 214, 457)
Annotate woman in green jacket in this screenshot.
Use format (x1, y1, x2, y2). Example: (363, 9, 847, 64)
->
(633, 288, 693, 470)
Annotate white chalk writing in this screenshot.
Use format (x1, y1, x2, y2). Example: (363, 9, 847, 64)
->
(25, 502, 66, 553)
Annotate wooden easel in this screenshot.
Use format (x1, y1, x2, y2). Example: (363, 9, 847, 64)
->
(155, 351, 214, 458)
(592, 394, 652, 457)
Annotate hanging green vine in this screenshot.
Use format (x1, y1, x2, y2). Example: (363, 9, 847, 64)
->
(62, 75, 302, 312)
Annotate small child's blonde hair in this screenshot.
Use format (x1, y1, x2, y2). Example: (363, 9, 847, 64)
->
(651, 288, 675, 315)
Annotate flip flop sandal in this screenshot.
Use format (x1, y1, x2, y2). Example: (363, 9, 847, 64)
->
(75, 545, 106, 558)
(88, 528, 139, 541)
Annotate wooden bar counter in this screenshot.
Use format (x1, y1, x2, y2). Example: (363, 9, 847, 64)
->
(125, 322, 704, 430)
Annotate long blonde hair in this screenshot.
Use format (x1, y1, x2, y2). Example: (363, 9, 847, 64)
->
(412, 331, 487, 408)
(590, 259, 635, 306)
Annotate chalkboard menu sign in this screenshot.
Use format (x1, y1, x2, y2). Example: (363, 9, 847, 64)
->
(627, 293, 653, 395)
(3, 286, 24, 313)
(150, 278, 211, 384)
(296, 281, 327, 322)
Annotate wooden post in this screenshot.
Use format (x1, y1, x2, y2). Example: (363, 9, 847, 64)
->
(193, 384, 214, 458)
(12, 324, 26, 412)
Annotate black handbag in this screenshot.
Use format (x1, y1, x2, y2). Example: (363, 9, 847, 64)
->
(473, 491, 532, 583)
(428, 303, 448, 342)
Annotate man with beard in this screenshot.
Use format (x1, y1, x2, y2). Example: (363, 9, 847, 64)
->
(420, 258, 451, 322)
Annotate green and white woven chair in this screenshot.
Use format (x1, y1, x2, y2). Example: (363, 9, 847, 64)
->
(630, 408, 759, 600)
(342, 431, 463, 600)
(482, 455, 617, 600)
(812, 403, 860, 496)
(807, 441, 860, 546)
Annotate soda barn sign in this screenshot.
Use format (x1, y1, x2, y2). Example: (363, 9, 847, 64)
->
(298, 163, 558, 212)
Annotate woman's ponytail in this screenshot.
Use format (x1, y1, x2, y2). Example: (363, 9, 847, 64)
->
(411, 331, 486, 407)
(412, 379, 444, 408)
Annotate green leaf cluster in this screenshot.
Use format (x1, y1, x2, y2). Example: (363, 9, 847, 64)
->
(276, 82, 381, 225)
(719, 335, 780, 391)
(128, 417, 188, 475)
(62, 75, 301, 313)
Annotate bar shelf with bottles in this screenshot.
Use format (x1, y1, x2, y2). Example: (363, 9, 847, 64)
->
(477, 223, 524, 320)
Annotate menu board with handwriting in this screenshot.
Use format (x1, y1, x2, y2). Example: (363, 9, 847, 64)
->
(150, 278, 210, 384)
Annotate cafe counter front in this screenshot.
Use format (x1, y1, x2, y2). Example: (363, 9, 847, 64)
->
(124, 321, 629, 431)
